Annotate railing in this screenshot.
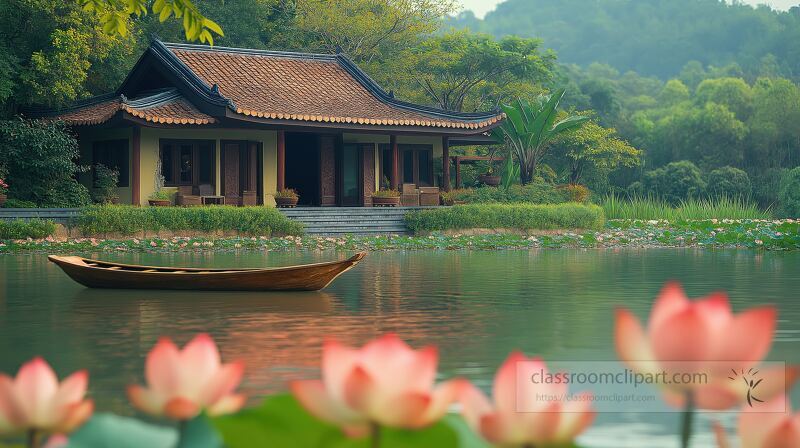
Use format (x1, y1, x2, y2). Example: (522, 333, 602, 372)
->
(0, 208, 80, 224)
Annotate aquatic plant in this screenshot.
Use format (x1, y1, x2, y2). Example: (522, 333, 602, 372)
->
(601, 195, 770, 220)
(715, 394, 800, 448)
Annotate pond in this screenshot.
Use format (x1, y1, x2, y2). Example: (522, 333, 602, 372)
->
(1, 249, 799, 447)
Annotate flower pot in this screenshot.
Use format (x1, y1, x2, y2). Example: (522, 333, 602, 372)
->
(0, 194, 6, 207)
(148, 199, 171, 207)
(275, 196, 299, 208)
(372, 196, 400, 207)
(478, 174, 501, 187)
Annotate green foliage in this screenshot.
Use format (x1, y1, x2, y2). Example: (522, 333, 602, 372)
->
(707, 166, 752, 199)
(779, 167, 800, 217)
(492, 90, 589, 184)
(92, 164, 120, 204)
(642, 161, 706, 204)
(213, 394, 480, 448)
(0, 119, 90, 207)
(76, 205, 304, 236)
(444, 184, 570, 204)
(373, 189, 401, 198)
(449, 0, 800, 79)
(601, 195, 770, 220)
(0, 219, 56, 239)
(404, 203, 605, 233)
(1, 199, 37, 208)
(81, 0, 223, 44)
(559, 184, 590, 203)
(410, 30, 555, 111)
(273, 188, 299, 199)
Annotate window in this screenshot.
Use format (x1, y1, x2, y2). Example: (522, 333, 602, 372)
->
(92, 139, 129, 187)
(159, 140, 215, 187)
(399, 144, 433, 186)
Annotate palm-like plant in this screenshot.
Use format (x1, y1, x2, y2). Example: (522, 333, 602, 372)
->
(492, 89, 589, 184)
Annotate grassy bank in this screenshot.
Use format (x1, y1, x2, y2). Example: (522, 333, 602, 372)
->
(76, 205, 304, 236)
(1, 219, 797, 253)
(601, 195, 770, 220)
(0, 219, 55, 239)
(405, 203, 605, 233)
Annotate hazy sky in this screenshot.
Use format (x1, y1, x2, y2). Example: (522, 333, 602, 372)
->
(459, 0, 800, 19)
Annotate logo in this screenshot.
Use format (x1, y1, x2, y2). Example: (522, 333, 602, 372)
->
(729, 368, 764, 407)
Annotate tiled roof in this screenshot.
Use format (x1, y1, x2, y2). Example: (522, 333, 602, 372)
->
(42, 90, 215, 126)
(164, 43, 504, 130)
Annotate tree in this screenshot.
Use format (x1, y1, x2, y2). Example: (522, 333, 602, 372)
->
(491, 89, 589, 185)
(695, 77, 753, 120)
(642, 160, 706, 204)
(80, 0, 223, 44)
(552, 115, 641, 184)
(410, 31, 555, 112)
(292, 0, 456, 64)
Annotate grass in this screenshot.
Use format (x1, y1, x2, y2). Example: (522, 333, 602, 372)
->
(404, 203, 605, 233)
(0, 219, 56, 239)
(600, 195, 771, 220)
(441, 184, 572, 205)
(75, 205, 304, 236)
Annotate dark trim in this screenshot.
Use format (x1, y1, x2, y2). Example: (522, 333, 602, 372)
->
(132, 128, 141, 205)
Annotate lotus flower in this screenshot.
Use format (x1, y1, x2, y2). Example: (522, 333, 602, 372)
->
(459, 353, 595, 446)
(0, 357, 93, 435)
(127, 334, 245, 420)
(615, 281, 788, 409)
(290, 334, 463, 436)
(715, 395, 800, 448)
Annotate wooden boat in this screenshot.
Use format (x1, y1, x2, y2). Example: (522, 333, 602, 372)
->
(48, 253, 366, 291)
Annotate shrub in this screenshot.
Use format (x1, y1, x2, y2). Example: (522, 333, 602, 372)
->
(373, 189, 400, 198)
(707, 166, 751, 199)
(0, 118, 90, 207)
(751, 168, 787, 209)
(404, 203, 605, 233)
(274, 189, 299, 199)
(0, 219, 56, 239)
(779, 167, 800, 217)
(443, 184, 570, 204)
(558, 184, 590, 203)
(76, 206, 305, 236)
(642, 160, 706, 204)
(92, 164, 120, 204)
(1, 199, 37, 208)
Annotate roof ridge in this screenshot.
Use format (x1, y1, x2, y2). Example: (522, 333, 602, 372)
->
(162, 42, 339, 61)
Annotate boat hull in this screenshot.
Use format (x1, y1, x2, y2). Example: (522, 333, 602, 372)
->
(48, 253, 366, 291)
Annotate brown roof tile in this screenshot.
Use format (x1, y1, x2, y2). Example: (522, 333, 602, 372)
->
(45, 91, 215, 126)
(167, 46, 503, 130)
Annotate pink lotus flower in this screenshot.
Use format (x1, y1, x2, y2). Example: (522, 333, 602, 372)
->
(127, 334, 245, 420)
(615, 282, 788, 409)
(459, 353, 595, 446)
(290, 334, 463, 436)
(0, 357, 93, 435)
(715, 395, 800, 448)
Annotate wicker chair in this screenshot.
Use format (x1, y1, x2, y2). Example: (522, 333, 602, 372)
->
(176, 186, 202, 206)
(419, 187, 440, 206)
(401, 183, 419, 206)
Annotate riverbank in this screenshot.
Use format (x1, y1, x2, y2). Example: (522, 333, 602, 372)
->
(1, 219, 797, 252)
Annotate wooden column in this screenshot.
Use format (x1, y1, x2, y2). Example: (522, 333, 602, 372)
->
(362, 145, 375, 207)
(390, 135, 399, 190)
(454, 156, 462, 189)
(131, 126, 141, 206)
(277, 130, 286, 191)
(442, 136, 451, 192)
(319, 135, 337, 206)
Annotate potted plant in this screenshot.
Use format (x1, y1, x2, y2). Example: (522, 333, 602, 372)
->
(372, 189, 401, 207)
(148, 159, 171, 206)
(92, 164, 120, 204)
(274, 189, 299, 208)
(478, 147, 501, 187)
(0, 176, 7, 207)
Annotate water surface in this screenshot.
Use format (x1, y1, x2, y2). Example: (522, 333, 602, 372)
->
(1, 249, 798, 447)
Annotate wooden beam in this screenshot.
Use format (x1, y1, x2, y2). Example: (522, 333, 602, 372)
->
(455, 156, 462, 189)
(277, 130, 286, 191)
(390, 135, 399, 190)
(442, 136, 450, 192)
(131, 126, 141, 206)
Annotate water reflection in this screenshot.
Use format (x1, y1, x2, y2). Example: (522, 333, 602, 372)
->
(1, 249, 798, 447)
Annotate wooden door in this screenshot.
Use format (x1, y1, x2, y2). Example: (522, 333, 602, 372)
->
(222, 142, 241, 204)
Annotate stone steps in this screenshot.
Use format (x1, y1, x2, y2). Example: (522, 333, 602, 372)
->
(280, 207, 423, 235)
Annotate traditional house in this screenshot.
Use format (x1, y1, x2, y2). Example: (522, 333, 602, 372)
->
(30, 39, 503, 207)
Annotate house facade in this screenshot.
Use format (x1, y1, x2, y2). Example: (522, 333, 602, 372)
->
(32, 40, 503, 207)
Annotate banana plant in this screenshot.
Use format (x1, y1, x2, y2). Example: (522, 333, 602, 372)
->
(491, 89, 589, 185)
